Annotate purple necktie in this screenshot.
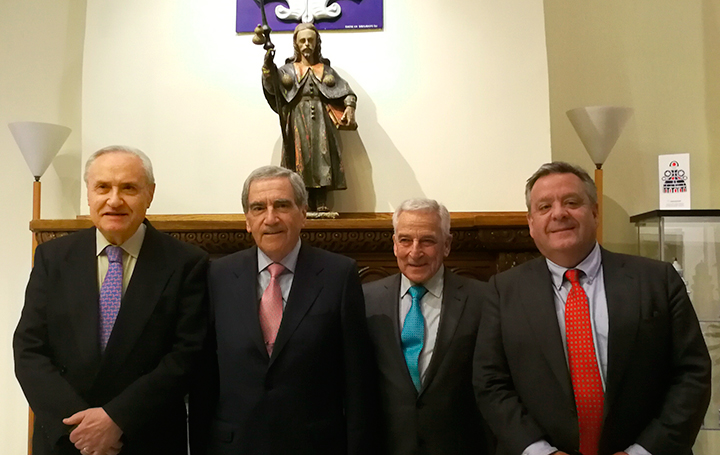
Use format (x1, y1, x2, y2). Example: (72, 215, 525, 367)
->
(99, 246, 123, 351)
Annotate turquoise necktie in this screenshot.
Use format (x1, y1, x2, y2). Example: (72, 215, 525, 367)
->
(401, 284, 428, 391)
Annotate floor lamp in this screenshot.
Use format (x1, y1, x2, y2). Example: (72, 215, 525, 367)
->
(566, 106, 633, 244)
(9, 121, 72, 252)
(8, 121, 71, 455)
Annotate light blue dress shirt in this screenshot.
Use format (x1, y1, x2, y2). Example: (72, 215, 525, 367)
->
(256, 239, 301, 309)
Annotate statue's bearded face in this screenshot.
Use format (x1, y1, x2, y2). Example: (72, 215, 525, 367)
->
(296, 29, 317, 62)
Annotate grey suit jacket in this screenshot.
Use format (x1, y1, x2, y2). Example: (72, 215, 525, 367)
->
(474, 248, 711, 455)
(364, 270, 493, 455)
(14, 221, 209, 455)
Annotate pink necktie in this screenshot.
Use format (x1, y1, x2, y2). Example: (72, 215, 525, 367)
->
(565, 269, 604, 455)
(259, 263, 285, 355)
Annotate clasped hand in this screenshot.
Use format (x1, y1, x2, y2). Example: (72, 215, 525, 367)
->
(63, 407, 123, 455)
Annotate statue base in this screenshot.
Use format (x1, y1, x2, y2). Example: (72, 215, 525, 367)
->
(307, 211, 340, 219)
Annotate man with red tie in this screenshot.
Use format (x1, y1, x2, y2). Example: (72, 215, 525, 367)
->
(190, 165, 379, 455)
(474, 161, 711, 455)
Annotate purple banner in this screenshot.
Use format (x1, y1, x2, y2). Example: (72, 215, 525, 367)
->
(237, 1, 383, 33)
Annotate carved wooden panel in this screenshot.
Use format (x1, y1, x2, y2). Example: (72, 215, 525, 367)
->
(31, 212, 539, 282)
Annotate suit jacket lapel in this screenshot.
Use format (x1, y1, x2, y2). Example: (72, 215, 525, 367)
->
(385, 275, 403, 351)
(521, 259, 574, 401)
(102, 223, 173, 368)
(421, 271, 466, 394)
(63, 228, 102, 370)
(601, 249, 640, 415)
(231, 247, 266, 356)
(271, 244, 323, 363)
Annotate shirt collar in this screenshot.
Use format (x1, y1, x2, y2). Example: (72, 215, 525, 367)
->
(257, 238, 302, 274)
(400, 265, 445, 299)
(96, 223, 146, 258)
(546, 242, 602, 290)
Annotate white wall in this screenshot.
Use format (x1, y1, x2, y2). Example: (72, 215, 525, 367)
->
(0, 1, 86, 452)
(81, 0, 551, 215)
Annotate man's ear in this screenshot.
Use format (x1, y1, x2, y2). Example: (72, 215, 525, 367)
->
(147, 184, 156, 207)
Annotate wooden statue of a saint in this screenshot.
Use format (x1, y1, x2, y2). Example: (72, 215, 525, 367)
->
(260, 23, 357, 213)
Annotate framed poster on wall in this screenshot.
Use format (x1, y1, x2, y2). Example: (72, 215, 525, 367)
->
(236, 0, 384, 33)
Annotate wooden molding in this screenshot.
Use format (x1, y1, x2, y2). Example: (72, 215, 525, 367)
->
(31, 212, 538, 282)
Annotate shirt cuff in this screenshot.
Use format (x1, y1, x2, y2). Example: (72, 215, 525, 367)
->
(625, 443, 652, 455)
(523, 440, 558, 455)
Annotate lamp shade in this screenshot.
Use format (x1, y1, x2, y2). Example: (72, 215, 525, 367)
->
(566, 106, 633, 166)
(8, 121, 71, 178)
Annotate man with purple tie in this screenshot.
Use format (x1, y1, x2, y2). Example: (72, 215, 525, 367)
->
(14, 146, 208, 455)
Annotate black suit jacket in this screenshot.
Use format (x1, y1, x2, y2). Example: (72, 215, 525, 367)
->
(474, 248, 711, 455)
(364, 270, 493, 455)
(190, 243, 380, 455)
(14, 222, 208, 455)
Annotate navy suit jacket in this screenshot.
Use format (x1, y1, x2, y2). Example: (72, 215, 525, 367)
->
(190, 243, 380, 455)
(14, 221, 209, 455)
(474, 248, 711, 455)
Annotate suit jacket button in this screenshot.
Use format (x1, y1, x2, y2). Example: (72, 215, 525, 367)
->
(416, 400, 424, 409)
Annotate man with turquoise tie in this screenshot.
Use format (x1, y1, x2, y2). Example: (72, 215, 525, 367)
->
(363, 198, 494, 455)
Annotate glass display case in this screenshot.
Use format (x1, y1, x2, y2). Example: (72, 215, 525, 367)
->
(631, 209, 720, 441)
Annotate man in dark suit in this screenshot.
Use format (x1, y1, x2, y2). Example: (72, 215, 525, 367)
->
(474, 161, 711, 455)
(14, 146, 208, 455)
(190, 165, 379, 455)
(363, 198, 493, 455)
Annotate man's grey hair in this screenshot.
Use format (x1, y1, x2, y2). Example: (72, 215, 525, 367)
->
(392, 198, 451, 238)
(241, 165, 308, 213)
(525, 161, 597, 211)
(84, 145, 155, 185)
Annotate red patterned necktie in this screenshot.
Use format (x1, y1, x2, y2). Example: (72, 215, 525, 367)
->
(564, 269, 604, 455)
(259, 263, 285, 355)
